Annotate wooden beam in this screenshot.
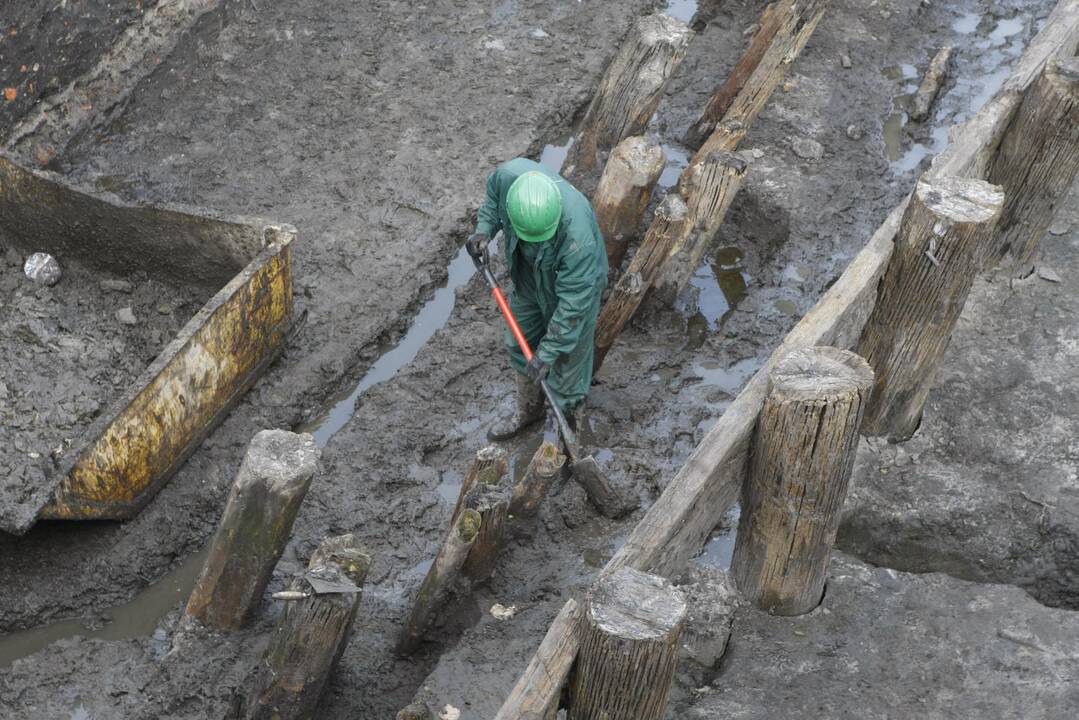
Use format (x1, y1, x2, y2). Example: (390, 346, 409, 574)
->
(910, 47, 953, 122)
(593, 136, 666, 270)
(731, 346, 873, 615)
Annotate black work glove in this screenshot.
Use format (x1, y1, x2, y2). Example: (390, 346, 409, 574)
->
(466, 232, 489, 260)
(526, 356, 550, 383)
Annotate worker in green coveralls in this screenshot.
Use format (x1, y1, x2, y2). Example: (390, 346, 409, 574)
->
(465, 158, 608, 440)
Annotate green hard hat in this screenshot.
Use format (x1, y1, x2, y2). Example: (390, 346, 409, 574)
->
(507, 171, 562, 243)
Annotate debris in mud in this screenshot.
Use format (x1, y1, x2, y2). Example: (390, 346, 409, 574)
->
(116, 306, 138, 325)
(489, 603, 517, 620)
(791, 137, 824, 160)
(22, 252, 61, 285)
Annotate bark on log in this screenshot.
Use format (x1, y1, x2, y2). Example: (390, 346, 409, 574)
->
(986, 56, 1079, 274)
(910, 46, 953, 122)
(510, 440, 567, 517)
(594, 194, 689, 372)
(494, 599, 582, 720)
(684, 1, 830, 149)
(857, 175, 1004, 441)
(563, 13, 693, 189)
(452, 445, 509, 525)
(568, 567, 686, 720)
(654, 150, 749, 299)
(245, 534, 371, 720)
(186, 430, 320, 630)
(731, 346, 873, 615)
(397, 509, 483, 656)
(593, 136, 666, 270)
(461, 482, 511, 582)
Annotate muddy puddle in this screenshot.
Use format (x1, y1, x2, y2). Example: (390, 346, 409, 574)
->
(0, 545, 208, 669)
(882, 10, 1030, 174)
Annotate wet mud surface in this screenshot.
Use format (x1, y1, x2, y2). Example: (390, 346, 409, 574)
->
(0, 246, 206, 533)
(0, 0, 1074, 717)
(0, 1, 158, 142)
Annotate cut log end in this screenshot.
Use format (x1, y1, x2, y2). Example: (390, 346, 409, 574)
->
(457, 508, 482, 543)
(608, 135, 666, 185)
(242, 429, 320, 491)
(769, 346, 874, 403)
(309, 533, 372, 587)
(915, 175, 1005, 225)
(588, 567, 687, 642)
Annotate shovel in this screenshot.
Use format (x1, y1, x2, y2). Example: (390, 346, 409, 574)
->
(473, 251, 637, 519)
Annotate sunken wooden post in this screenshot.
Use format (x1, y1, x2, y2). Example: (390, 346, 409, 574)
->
(593, 136, 666, 270)
(910, 47, 953, 122)
(568, 567, 687, 720)
(654, 150, 750, 298)
(986, 56, 1079, 274)
(731, 347, 873, 616)
(245, 534, 371, 720)
(461, 478, 512, 582)
(562, 13, 693, 188)
(510, 440, 567, 517)
(451, 445, 509, 524)
(185, 430, 319, 630)
(397, 508, 482, 656)
(594, 194, 689, 372)
(857, 175, 1004, 440)
(684, 0, 830, 149)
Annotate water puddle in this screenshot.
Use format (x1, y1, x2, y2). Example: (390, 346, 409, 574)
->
(681, 248, 749, 349)
(694, 504, 740, 571)
(658, 142, 691, 189)
(540, 133, 576, 174)
(0, 545, 209, 669)
(693, 356, 763, 397)
(300, 245, 479, 447)
(664, 0, 699, 24)
(952, 11, 982, 35)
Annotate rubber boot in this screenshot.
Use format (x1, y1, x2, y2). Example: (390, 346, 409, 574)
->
(488, 373, 545, 441)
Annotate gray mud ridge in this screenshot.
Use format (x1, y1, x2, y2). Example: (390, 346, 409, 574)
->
(0, 246, 204, 531)
(840, 181, 1079, 610)
(682, 553, 1079, 718)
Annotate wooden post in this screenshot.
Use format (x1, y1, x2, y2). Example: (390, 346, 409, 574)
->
(185, 430, 319, 630)
(397, 509, 483, 656)
(593, 135, 666, 270)
(593, 194, 689, 372)
(510, 440, 567, 517)
(730, 346, 873, 616)
(986, 56, 1079, 274)
(461, 480, 511, 582)
(568, 567, 686, 720)
(654, 150, 749, 299)
(910, 47, 953, 122)
(244, 534, 371, 720)
(562, 13, 693, 188)
(857, 175, 1004, 440)
(451, 445, 509, 524)
(683, 0, 830, 150)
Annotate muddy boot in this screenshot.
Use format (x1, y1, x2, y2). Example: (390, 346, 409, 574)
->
(488, 373, 545, 441)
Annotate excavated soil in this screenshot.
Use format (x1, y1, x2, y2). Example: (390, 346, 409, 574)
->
(0, 0, 1075, 718)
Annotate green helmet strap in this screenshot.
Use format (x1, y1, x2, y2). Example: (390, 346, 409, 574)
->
(507, 171, 562, 243)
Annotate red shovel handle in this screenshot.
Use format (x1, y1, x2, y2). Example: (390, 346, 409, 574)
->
(491, 286, 534, 362)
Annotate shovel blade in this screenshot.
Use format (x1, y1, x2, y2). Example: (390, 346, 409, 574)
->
(571, 456, 638, 519)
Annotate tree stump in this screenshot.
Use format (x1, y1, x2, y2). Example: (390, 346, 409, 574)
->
(731, 346, 873, 616)
(563, 13, 693, 189)
(451, 445, 509, 525)
(986, 56, 1079, 274)
(593, 194, 689, 372)
(654, 149, 749, 299)
(684, 0, 830, 149)
(510, 440, 567, 517)
(568, 567, 687, 720)
(593, 135, 666, 270)
(244, 534, 371, 720)
(910, 46, 953, 122)
(857, 175, 1004, 440)
(186, 430, 320, 630)
(461, 480, 511, 582)
(397, 508, 482, 656)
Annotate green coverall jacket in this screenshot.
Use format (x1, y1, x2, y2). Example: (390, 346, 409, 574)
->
(475, 158, 608, 411)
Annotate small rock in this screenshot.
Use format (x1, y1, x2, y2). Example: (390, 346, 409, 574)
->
(792, 137, 825, 160)
(483, 37, 506, 51)
(24, 252, 62, 286)
(751, 148, 765, 159)
(100, 278, 134, 293)
(4, 247, 21, 267)
(490, 603, 517, 620)
(1048, 220, 1070, 236)
(529, 28, 550, 39)
(157, 303, 172, 315)
(782, 78, 798, 92)
(116, 307, 138, 326)
(439, 705, 460, 720)
(1036, 266, 1062, 283)
(846, 124, 865, 141)
(841, 53, 852, 69)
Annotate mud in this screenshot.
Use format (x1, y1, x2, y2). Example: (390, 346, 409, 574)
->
(0, 247, 206, 532)
(0, 1, 159, 142)
(0, 0, 1072, 717)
